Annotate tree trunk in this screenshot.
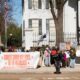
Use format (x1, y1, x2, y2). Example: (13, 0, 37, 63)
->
(49, 0, 64, 46)
(55, 11, 64, 46)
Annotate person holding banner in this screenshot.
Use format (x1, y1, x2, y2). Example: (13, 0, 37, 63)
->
(44, 46, 51, 67)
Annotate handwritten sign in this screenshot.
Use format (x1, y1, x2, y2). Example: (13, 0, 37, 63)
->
(0, 52, 40, 70)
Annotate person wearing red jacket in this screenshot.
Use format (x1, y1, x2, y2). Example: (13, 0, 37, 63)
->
(51, 47, 57, 64)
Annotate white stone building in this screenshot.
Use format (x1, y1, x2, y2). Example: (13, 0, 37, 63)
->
(63, 0, 80, 46)
(22, 0, 56, 50)
(22, 0, 80, 50)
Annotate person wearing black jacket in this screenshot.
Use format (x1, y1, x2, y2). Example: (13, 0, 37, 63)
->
(54, 48, 62, 74)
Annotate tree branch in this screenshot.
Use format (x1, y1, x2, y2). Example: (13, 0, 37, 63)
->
(49, 0, 57, 20)
(64, 0, 68, 5)
(49, 0, 67, 20)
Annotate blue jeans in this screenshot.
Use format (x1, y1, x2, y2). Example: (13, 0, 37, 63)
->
(44, 55, 50, 66)
(70, 59, 75, 68)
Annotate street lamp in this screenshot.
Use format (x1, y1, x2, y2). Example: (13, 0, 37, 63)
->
(9, 33, 13, 46)
(9, 33, 16, 47)
(9, 33, 12, 36)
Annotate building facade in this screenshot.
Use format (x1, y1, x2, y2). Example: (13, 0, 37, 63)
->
(22, 0, 80, 50)
(22, 0, 56, 50)
(63, 0, 80, 45)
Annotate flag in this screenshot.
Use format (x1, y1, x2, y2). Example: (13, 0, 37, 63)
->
(38, 34, 46, 45)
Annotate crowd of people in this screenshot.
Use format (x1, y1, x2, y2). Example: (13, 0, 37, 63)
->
(39, 45, 76, 74)
(0, 46, 25, 52)
(0, 45, 76, 74)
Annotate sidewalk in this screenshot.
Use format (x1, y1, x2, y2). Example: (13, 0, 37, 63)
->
(0, 64, 80, 74)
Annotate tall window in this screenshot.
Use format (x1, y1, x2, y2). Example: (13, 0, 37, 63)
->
(28, 19, 42, 35)
(39, 19, 42, 35)
(29, 19, 32, 28)
(46, 19, 54, 32)
(46, 19, 55, 43)
(28, 0, 42, 9)
(46, 19, 49, 33)
(46, 0, 49, 9)
(45, 0, 54, 9)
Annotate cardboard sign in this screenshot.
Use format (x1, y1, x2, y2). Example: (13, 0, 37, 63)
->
(60, 43, 66, 50)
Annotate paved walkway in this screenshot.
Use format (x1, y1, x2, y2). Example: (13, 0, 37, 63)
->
(0, 64, 80, 73)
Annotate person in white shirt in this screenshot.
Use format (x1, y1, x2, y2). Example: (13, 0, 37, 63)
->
(65, 50, 70, 67)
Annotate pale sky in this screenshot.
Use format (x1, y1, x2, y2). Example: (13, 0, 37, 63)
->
(10, 0, 22, 26)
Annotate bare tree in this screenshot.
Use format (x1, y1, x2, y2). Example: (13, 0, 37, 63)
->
(0, 0, 11, 46)
(0, 0, 5, 45)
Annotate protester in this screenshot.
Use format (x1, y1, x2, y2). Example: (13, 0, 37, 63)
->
(54, 47, 62, 74)
(17, 47, 21, 52)
(8, 46, 13, 52)
(44, 46, 51, 67)
(70, 48, 76, 68)
(61, 50, 67, 68)
(40, 45, 46, 66)
(21, 47, 25, 52)
(51, 47, 57, 64)
(65, 50, 70, 67)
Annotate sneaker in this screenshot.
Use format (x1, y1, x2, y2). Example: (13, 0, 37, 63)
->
(54, 72, 61, 74)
